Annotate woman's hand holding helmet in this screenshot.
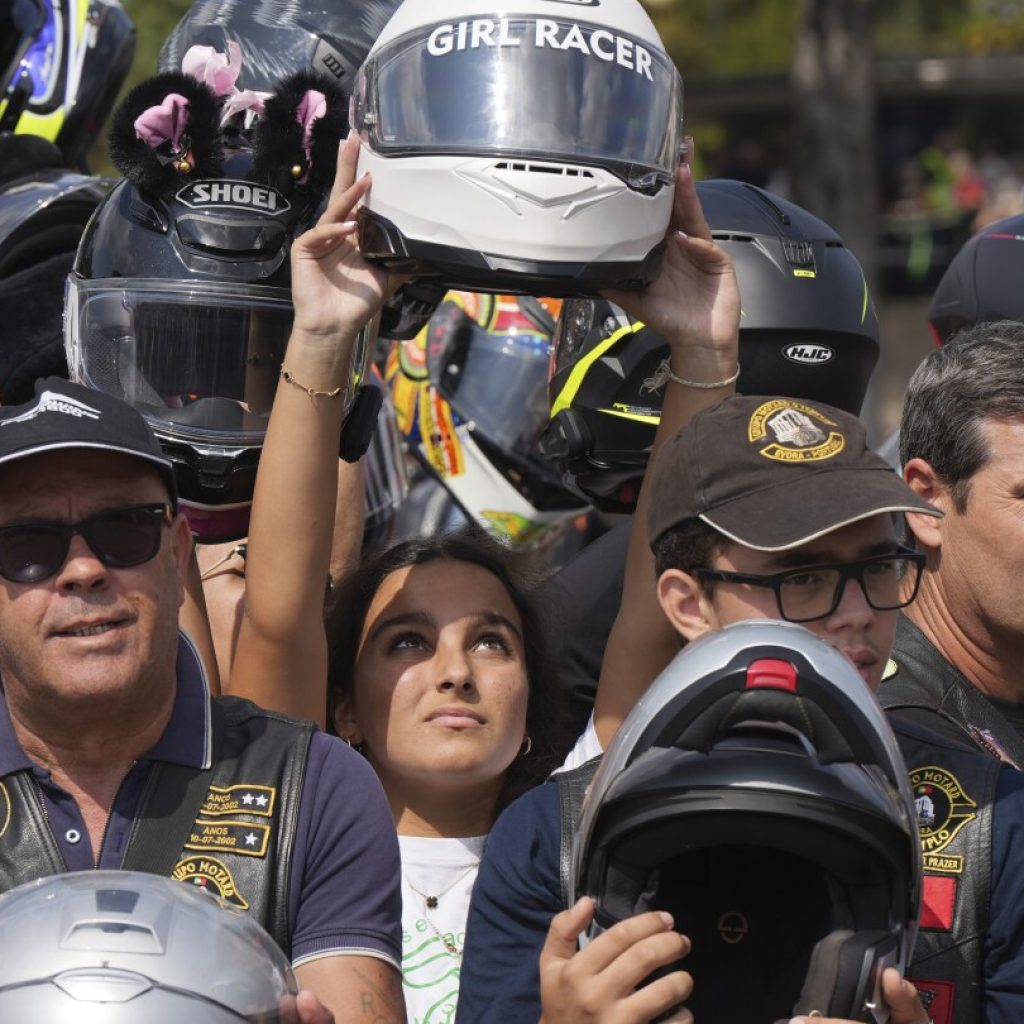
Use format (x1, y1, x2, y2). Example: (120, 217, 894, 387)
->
(604, 142, 740, 388)
(290, 131, 405, 351)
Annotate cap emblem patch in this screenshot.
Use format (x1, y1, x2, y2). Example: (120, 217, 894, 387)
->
(0, 391, 101, 426)
(748, 399, 845, 463)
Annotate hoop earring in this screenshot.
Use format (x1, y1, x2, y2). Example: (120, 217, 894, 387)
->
(519, 736, 532, 758)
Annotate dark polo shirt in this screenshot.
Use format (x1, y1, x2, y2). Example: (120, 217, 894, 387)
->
(0, 633, 401, 969)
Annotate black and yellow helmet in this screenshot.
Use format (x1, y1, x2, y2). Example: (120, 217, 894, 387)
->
(541, 179, 881, 511)
(1, 0, 135, 167)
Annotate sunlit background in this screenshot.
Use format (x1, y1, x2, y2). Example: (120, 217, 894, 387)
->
(101, 0, 1024, 444)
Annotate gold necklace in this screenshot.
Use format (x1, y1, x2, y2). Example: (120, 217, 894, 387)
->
(404, 865, 477, 959)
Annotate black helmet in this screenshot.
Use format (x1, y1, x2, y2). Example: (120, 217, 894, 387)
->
(541, 179, 881, 511)
(158, 0, 403, 96)
(157, 0, 448, 342)
(0, 870, 298, 1020)
(927, 213, 1024, 344)
(65, 64, 361, 542)
(1, 0, 136, 167)
(0, 168, 110, 277)
(573, 620, 920, 1024)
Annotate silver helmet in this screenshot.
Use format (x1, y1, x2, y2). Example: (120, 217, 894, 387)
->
(573, 621, 921, 1024)
(0, 870, 299, 1021)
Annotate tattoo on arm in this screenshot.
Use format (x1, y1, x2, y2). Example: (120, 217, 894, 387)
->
(354, 965, 405, 1024)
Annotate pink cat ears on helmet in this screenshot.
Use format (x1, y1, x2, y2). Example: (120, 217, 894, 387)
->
(109, 44, 347, 197)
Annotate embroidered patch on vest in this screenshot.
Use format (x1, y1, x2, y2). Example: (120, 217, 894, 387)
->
(0, 781, 10, 840)
(185, 818, 270, 858)
(200, 784, 276, 818)
(908, 977, 954, 1024)
(920, 875, 957, 931)
(881, 658, 898, 681)
(172, 855, 250, 909)
(911, 766, 977, 874)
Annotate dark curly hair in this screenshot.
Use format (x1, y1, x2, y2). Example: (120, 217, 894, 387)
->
(325, 526, 567, 816)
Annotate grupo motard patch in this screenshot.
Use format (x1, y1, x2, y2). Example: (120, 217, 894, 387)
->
(911, 766, 977, 875)
(426, 18, 656, 81)
(172, 855, 250, 910)
(748, 399, 846, 464)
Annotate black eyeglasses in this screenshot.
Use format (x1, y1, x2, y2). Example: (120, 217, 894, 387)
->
(0, 503, 173, 583)
(694, 546, 926, 624)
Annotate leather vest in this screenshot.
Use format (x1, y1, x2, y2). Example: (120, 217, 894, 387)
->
(0, 696, 313, 956)
(886, 715, 998, 1024)
(881, 616, 1024, 769)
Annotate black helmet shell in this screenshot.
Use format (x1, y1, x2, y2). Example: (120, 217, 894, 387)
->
(927, 213, 1024, 344)
(158, 0, 404, 94)
(542, 179, 881, 511)
(573, 621, 920, 1023)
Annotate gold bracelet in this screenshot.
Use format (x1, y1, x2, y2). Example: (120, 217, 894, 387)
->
(641, 358, 740, 392)
(279, 368, 343, 399)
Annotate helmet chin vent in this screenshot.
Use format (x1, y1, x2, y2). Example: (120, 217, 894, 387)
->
(493, 161, 594, 179)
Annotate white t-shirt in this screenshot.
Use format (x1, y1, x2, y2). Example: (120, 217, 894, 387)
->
(553, 714, 603, 774)
(399, 833, 486, 1024)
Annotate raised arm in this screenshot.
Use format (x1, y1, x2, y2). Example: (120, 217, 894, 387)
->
(229, 133, 397, 724)
(593, 154, 740, 748)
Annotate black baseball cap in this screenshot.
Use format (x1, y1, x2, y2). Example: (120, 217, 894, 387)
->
(0, 377, 178, 507)
(648, 395, 939, 551)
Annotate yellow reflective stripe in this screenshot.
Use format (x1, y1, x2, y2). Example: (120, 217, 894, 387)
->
(860, 264, 870, 324)
(597, 407, 661, 425)
(12, 109, 63, 141)
(550, 320, 645, 419)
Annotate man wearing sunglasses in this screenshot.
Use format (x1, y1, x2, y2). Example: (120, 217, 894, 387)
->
(458, 395, 1024, 1024)
(0, 378, 404, 1024)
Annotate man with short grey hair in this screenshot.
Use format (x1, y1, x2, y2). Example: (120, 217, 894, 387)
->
(885, 320, 1024, 767)
(0, 377, 405, 1024)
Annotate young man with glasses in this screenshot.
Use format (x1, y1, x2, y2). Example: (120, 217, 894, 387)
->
(457, 395, 1024, 1024)
(0, 378, 404, 1024)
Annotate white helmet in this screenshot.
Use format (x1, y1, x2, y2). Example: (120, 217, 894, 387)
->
(351, 0, 684, 296)
(0, 871, 299, 1021)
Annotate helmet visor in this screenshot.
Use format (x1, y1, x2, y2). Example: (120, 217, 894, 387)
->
(354, 16, 684, 186)
(428, 310, 553, 455)
(66, 278, 294, 445)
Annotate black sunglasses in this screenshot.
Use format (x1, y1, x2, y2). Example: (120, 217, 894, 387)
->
(0, 503, 173, 583)
(694, 545, 926, 624)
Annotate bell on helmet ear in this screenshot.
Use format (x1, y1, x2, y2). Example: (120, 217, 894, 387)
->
(572, 621, 920, 1024)
(542, 179, 882, 511)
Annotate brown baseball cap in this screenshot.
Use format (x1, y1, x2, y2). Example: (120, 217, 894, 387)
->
(647, 395, 940, 551)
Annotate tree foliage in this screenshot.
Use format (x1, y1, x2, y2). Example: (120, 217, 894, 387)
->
(645, 0, 1024, 76)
